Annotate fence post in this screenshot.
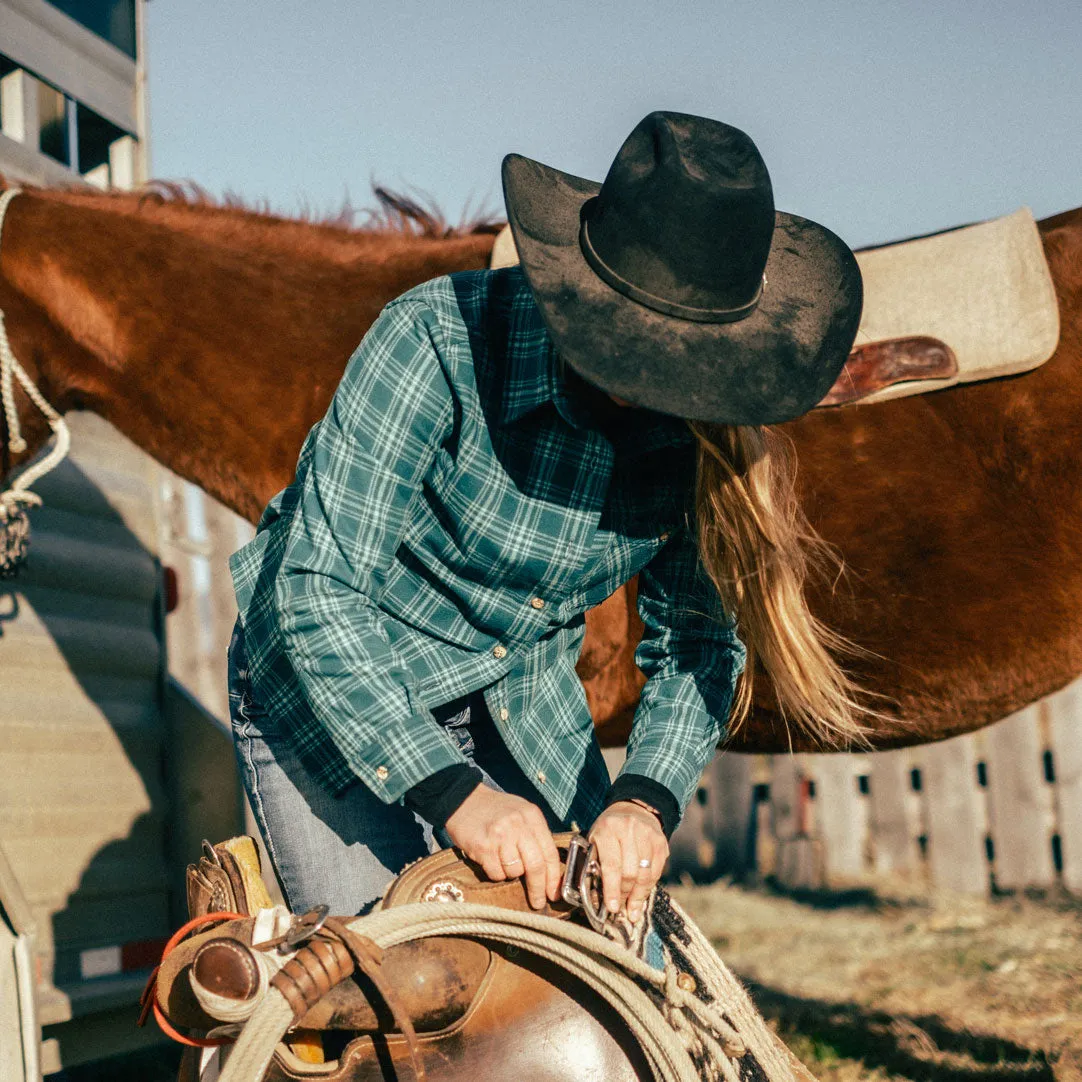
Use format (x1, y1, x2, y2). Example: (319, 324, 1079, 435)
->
(811, 755, 864, 878)
(984, 707, 1055, 890)
(709, 753, 754, 876)
(868, 749, 919, 875)
(921, 734, 988, 893)
(1047, 681, 1082, 892)
(770, 754, 823, 888)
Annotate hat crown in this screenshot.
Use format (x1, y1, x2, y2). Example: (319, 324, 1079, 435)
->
(581, 112, 775, 320)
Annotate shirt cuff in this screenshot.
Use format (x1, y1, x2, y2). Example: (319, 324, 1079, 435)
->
(604, 774, 680, 839)
(402, 764, 484, 830)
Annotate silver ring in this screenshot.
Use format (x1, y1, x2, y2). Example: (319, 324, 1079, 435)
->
(638, 858, 652, 869)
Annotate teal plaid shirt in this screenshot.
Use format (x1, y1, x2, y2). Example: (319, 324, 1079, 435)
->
(229, 266, 745, 829)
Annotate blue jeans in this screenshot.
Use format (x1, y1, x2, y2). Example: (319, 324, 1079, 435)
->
(227, 621, 567, 915)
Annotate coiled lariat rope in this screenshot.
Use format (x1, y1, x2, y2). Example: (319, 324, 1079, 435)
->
(216, 898, 798, 1082)
(0, 187, 72, 577)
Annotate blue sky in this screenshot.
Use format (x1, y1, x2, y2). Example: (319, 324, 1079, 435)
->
(145, 1, 1081, 249)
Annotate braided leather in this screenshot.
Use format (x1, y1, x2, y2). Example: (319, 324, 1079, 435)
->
(268, 919, 426, 1081)
(270, 938, 353, 1021)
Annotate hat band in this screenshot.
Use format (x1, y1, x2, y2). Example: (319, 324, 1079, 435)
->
(579, 201, 763, 325)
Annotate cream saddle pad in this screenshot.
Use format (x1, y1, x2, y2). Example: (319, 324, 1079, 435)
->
(489, 206, 1060, 406)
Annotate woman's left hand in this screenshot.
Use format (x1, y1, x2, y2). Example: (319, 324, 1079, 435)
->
(588, 800, 669, 923)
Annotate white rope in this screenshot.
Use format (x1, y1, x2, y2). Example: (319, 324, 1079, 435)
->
(217, 900, 799, 1082)
(0, 187, 72, 522)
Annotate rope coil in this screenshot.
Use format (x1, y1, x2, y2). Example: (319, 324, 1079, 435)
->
(0, 188, 73, 575)
(213, 898, 799, 1082)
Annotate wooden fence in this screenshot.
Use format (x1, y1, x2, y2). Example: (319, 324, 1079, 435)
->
(668, 686, 1082, 895)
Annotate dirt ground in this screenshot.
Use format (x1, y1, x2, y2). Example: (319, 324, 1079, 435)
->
(673, 877, 1082, 1082)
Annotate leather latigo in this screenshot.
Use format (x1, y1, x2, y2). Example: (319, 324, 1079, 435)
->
(819, 335, 958, 407)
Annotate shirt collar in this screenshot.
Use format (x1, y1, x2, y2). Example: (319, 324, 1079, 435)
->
(499, 294, 585, 428)
(499, 284, 694, 453)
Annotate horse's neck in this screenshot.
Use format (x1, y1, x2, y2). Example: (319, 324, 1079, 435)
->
(4, 191, 496, 521)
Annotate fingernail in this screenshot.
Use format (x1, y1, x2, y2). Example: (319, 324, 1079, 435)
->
(629, 905, 641, 923)
(607, 898, 619, 913)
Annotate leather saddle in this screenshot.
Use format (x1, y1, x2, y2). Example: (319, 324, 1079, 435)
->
(165, 836, 815, 1082)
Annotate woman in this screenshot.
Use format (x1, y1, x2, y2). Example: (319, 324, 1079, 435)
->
(227, 111, 868, 921)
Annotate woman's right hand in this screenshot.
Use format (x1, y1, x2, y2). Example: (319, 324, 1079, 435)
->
(444, 785, 562, 910)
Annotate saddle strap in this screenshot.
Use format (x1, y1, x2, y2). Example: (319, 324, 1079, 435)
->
(267, 916, 426, 1082)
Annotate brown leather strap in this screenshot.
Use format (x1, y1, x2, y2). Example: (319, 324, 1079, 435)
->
(322, 917, 427, 1082)
(269, 918, 426, 1082)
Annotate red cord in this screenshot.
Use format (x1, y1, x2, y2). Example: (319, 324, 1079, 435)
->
(142, 911, 246, 1048)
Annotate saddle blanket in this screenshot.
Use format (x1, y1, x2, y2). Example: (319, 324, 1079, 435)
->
(489, 205, 1061, 406)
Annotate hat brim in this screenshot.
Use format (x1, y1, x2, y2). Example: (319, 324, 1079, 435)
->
(502, 152, 863, 425)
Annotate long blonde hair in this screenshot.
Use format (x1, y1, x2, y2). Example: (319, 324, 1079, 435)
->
(688, 421, 872, 749)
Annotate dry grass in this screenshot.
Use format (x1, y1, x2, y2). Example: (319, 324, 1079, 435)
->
(673, 877, 1082, 1081)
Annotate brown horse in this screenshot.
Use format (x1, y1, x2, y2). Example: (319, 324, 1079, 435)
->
(1, 181, 1079, 752)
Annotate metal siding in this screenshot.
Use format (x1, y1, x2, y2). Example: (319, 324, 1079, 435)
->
(0, 413, 170, 1058)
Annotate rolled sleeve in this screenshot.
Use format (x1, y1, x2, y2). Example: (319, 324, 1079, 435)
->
(619, 525, 746, 822)
(272, 300, 468, 801)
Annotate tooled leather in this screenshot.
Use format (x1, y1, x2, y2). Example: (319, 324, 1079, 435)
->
(820, 335, 957, 406)
(185, 860, 237, 919)
(381, 833, 577, 916)
(216, 848, 250, 913)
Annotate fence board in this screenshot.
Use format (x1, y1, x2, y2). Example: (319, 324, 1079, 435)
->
(920, 735, 987, 893)
(668, 762, 713, 878)
(1046, 682, 1082, 892)
(770, 754, 802, 841)
(984, 707, 1055, 890)
(709, 753, 754, 875)
(770, 754, 823, 888)
(868, 749, 919, 875)
(810, 756, 864, 878)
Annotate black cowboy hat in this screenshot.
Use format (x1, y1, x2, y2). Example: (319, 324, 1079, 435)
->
(501, 111, 863, 425)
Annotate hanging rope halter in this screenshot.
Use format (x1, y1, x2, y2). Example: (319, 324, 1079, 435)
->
(0, 188, 72, 578)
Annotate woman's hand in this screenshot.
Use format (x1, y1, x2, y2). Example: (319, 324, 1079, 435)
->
(589, 801, 669, 923)
(444, 785, 562, 910)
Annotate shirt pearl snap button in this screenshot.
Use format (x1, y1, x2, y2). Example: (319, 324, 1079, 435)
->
(499, 707, 510, 722)
(376, 766, 389, 781)
(530, 597, 545, 610)
(536, 770, 547, 785)
(492, 644, 507, 659)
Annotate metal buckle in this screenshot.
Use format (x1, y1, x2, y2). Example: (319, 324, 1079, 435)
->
(201, 839, 222, 867)
(560, 834, 610, 934)
(278, 904, 330, 954)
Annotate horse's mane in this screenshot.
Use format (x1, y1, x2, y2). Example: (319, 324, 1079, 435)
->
(0, 175, 504, 264)
(133, 180, 505, 237)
